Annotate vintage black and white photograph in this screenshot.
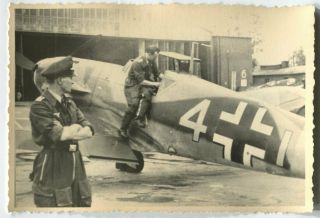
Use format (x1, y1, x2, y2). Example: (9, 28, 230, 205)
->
(9, 4, 314, 212)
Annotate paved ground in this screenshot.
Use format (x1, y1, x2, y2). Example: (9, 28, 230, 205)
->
(15, 154, 305, 208)
(14, 104, 305, 209)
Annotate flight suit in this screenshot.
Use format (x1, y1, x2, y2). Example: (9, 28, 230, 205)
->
(137, 57, 159, 120)
(29, 90, 94, 207)
(120, 56, 159, 131)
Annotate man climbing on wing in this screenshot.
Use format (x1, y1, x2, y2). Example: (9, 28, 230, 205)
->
(119, 46, 161, 138)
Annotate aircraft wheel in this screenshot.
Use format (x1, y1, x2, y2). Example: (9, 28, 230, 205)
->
(115, 150, 144, 173)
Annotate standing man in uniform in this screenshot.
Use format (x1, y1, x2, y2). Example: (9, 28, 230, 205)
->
(29, 56, 94, 207)
(119, 46, 161, 138)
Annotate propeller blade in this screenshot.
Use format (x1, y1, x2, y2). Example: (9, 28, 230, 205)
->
(16, 52, 35, 71)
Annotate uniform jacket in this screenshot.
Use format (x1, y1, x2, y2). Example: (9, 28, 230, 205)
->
(29, 90, 94, 207)
(124, 56, 159, 105)
(124, 55, 159, 88)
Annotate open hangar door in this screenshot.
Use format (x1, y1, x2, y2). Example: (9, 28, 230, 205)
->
(15, 31, 139, 101)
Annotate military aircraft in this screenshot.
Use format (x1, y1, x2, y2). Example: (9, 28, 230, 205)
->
(15, 54, 305, 178)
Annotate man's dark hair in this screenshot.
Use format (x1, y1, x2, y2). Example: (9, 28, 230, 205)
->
(146, 46, 160, 55)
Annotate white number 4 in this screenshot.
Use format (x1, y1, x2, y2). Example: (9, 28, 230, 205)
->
(179, 99, 210, 142)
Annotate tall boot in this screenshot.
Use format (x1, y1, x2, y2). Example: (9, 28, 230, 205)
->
(135, 99, 150, 128)
(119, 112, 134, 138)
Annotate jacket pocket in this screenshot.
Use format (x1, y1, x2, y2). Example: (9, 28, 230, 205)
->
(32, 183, 56, 207)
(125, 86, 140, 98)
(54, 186, 73, 207)
(78, 179, 92, 207)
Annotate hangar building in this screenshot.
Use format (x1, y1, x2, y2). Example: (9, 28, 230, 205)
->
(15, 7, 253, 101)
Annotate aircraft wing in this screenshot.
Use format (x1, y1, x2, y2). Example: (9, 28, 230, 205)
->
(16, 130, 139, 163)
(79, 134, 138, 163)
(15, 103, 138, 163)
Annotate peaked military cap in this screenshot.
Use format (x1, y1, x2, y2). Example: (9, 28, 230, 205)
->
(145, 46, 160, 55)
(36, 56, 75, 79)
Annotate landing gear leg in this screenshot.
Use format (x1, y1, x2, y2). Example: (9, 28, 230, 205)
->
(115, 150, 144, 173)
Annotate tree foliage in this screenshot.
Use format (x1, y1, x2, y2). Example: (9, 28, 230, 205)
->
(290, 48, 306, 66)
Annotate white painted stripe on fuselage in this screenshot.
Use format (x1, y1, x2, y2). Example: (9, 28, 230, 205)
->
(276, 130, 293, 167)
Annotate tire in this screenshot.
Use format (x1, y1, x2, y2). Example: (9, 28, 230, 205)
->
(115, 150, 144, 173)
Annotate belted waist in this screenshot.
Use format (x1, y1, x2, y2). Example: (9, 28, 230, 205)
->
(125, 78, 141, 88)
(43, 143, 79, 152)
(125, 83, 140, 89)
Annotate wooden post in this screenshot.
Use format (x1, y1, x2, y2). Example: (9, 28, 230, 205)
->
(190, 42, 199, 76)
(154, 40, 159, 67)
(165, 41, 169, 70)
(138, 39, 145, 56)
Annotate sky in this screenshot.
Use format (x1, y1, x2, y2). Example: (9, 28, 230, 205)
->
(122, 5, 314, 65)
